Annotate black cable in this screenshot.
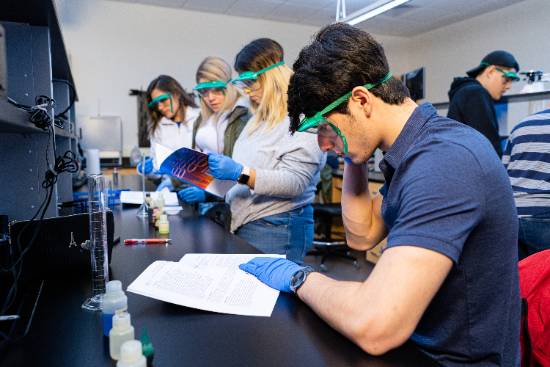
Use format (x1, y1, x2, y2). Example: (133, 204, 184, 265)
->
(43, 151, 79, 189)
(0, 149, 78, 316)
(7, 95, 55, 131)
(1, 92, 78, 346)
(52, 79, 76, 120)
(1, 184, 53, 315)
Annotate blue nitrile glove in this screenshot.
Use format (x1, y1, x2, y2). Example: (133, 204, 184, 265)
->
(208, 153, 243, 181)
(156, 177, 174, 192)
(136, 157, 154, 175)
(177, 186, 206, 204)
(239, 257, 305, 293)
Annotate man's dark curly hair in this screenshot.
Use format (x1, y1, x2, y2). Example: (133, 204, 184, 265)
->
(288, 23, 409, 133)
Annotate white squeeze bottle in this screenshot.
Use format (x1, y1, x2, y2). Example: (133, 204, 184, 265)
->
(102, 280, 128, 337)
(110, 311, 135, 360)
(117, 340, 147, 367)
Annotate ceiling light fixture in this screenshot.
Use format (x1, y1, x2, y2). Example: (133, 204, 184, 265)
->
(340, 0, 411, 26)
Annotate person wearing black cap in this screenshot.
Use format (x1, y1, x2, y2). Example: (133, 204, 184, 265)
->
(448, 50, 520, 157)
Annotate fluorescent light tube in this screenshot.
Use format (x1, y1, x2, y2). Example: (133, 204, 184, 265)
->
(342, 0, 411, 26)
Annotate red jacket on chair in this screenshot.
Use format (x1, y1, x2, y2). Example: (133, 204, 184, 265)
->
(519, 249, 550, 367)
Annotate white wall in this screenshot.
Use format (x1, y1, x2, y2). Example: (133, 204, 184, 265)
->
(404, 0, 550, 103)
(57, 0, 549, 153)
(54, 0, 412, 155)
(55, 0, 321, 155)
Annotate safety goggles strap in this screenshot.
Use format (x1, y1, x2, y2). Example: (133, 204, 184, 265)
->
(231, 61, 285, 84)
(254, 61, 285, 77)
(193, 80, 228, 90)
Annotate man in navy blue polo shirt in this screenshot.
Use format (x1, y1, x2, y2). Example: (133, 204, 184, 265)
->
(239, 24, 520, 365)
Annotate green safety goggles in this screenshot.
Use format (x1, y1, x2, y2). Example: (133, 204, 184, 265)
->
(297, 72, 393, 155)
(148, 93, 173, 113)
(193, 80, 228, 97)
(230, 61, 285, 90)
(481, 62, 520, 82)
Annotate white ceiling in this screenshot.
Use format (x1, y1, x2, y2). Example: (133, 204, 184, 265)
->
(108, 0, 527, 37)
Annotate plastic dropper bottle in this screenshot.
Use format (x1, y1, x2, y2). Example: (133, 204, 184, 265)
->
(117, 340, 147, 367)
(102, 280, 128, 336)
(110, 311, 135, 360)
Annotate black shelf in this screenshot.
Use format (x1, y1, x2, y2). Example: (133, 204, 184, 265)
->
(54, 125, 77, 139)
(0, 98, 77, 138)
(0, 0, 77, 96)
(0, 98, 46, 134)
(0, 0, 78, 221)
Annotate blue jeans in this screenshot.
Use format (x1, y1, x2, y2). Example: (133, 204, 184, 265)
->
(235, 205, 314, 264)
(518, 212, 550, 259)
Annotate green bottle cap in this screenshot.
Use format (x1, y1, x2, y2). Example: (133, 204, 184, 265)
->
(141, 327, 155, 357)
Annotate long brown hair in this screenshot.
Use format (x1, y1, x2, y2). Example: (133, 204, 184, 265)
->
(146, 75, 197, 136)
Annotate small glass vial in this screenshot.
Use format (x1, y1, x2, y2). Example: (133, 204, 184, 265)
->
(158, 214, 169, 235)
(112, 167, 119, 187)
(110, 311, 135, 360)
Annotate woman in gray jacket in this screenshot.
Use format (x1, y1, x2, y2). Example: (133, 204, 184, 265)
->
(207, 38, 325, 263)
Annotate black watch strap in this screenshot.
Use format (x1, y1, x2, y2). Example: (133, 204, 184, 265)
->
(290, 266, 314, 294)
(237, 167, 250, 184)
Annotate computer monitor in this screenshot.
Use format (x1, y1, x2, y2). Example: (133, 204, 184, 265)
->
(401, 67, 425, 102)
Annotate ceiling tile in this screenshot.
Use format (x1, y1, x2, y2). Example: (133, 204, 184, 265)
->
(107, 0, 531, 37)
(133, 0, 185, 8)
(183, 0, 235, 12)
(284, 0, 334, 8)
(226, 0, 283, 18)
(302, 6, 335, 25)
(344, 0, 379, 14)
(264, 2, 320, 22)
(398, 7, 454, 23)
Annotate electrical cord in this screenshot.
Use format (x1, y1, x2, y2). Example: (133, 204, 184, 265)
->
(43, 151, 79, 189)
(0, 149, 78, 276)
(52, 79, 76, 121)
(0, 146, 78, 344)
(7, 95, 55, 131)
(1, 92, 78, 345)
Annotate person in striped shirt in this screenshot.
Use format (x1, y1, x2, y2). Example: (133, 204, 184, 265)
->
(503, 108, 550, 259)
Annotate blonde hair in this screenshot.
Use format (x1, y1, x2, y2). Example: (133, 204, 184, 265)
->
(234, 38, 290, 134)
(247, 65, 292, 133)
(195, 56, 240, 122)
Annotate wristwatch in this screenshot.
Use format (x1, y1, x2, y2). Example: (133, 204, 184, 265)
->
(237, 166, 251, 185)
(290, 266, 314, 294)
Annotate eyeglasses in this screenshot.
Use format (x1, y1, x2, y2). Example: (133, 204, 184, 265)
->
(230, 61, 285, 91)
(148, 93, 173, 113)
(193, 80, 227, 98)
(306, 121, 349, 156)
(480, 62, 520, 82)
(241, 82, 262, 96)
(495, 67, 520, 82)
(297, 72, 393, 155)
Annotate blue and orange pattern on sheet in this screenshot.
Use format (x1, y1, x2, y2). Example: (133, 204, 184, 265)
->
(158, 148, 213, 189)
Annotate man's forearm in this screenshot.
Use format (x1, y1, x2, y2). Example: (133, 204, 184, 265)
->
(297, 273, 367, 342)
(341, 161, 386, 249)
(342, 160, 369, 194)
